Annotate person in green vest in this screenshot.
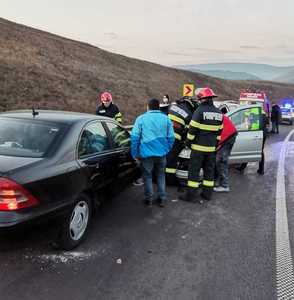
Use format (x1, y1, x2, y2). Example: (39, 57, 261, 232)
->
(237, 107, 268, 174)
(247, 107, 260, 130)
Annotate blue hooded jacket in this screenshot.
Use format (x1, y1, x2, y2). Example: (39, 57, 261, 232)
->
(131, 110, 175, 159)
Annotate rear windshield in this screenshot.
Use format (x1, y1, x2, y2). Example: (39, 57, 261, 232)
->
(0, 118, 62, 158)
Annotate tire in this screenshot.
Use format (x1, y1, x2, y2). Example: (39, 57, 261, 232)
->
(55, 194, 92, 251)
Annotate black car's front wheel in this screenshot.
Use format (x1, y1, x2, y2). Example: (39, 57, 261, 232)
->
(56, 194, 92, 250)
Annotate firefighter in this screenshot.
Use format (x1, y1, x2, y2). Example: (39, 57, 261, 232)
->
(180, 87, 223, 203)
(96, 92, 123, 123)
(165, 96, 198, 185)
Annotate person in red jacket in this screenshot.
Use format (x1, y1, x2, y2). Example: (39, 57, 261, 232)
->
(214, 107, 238, 192)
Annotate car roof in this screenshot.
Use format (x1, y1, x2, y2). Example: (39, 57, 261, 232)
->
(0, 110, 112, 125)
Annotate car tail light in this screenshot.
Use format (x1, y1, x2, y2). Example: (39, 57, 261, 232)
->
(0, 178, 39, 211)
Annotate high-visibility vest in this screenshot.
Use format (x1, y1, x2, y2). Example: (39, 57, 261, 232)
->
(245, 108, 260, 130)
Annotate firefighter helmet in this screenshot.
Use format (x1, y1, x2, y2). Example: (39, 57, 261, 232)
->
(100, 92, 113, 104)
(196, 87, 217, 100)
(160, 94, 170, 107)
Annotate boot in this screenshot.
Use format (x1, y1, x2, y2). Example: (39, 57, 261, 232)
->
(177, 185, 186, 193)
(179, 189, 202, 204)
(201, 190, 212, 201)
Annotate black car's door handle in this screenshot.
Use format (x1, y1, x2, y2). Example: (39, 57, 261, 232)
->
(84, 158, 100, 169)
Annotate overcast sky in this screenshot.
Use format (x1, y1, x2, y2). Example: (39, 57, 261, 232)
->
(1, 0, 294, 66)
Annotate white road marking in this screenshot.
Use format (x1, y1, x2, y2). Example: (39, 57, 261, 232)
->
(276, 129, 294, 299)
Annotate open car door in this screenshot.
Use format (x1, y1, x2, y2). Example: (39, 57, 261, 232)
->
(228, 106, 263, 164)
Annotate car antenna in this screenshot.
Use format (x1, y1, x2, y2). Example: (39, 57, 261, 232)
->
(32, 107, 39, 118)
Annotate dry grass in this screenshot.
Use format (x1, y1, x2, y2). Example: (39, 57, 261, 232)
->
(1, 18, 294, 123)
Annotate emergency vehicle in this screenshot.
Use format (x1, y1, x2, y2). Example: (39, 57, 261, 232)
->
(239, 91, 271, 117)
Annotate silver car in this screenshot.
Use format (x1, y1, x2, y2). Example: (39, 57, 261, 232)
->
(281, 107, 294, 125)
(176, 104, 264, 181)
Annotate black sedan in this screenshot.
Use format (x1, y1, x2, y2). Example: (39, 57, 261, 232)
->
(0, 110, 138, 249)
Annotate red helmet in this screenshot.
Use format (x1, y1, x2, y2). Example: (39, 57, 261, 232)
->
(196, 87, 217, 100)
(100, 92, 113, 104)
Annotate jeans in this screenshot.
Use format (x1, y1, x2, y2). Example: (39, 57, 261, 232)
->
(216, 138, 235, 188)
(271, 120, 279, 133)
(141, 156, 167, 201)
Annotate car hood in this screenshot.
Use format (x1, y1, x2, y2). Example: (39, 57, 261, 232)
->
(0, 155, 43, 175)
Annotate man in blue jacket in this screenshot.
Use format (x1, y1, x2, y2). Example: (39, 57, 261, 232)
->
(131, 98, 175, 207)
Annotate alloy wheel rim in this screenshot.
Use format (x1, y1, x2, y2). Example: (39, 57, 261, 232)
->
(69, 201, 89, 241)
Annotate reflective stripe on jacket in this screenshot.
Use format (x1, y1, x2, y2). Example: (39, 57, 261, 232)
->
(187, 100, 223, 152)
(168, 101, 193, 141)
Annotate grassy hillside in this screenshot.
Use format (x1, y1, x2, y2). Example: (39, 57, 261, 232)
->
(1, 18, 294, 122)
(176, 68, 261, 81)
(274, 71, 294, 84)
(177, 63, 294, 81)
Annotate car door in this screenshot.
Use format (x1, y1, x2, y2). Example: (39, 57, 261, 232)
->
(77, 121, 117, 193)
(103, 121, 137, 180)
(228, 106, 263, 164)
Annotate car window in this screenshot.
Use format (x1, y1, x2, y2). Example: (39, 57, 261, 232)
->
(105, 122, 131, 148)
(78, 122, 110, 158)
(230, 108, 261, 131)
(0, 118, 62, 158)
(228, 104, 239, 112)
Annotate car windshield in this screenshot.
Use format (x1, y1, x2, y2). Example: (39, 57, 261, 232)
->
(0, 118, 62, 158)
(281, 108, 291, 113)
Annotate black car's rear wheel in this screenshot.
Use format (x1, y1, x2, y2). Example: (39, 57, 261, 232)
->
(56, 194, 92, 250)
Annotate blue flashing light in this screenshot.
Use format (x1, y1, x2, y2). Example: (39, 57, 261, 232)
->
(281, 98, 294, 107)
(284, 103, 292, 109)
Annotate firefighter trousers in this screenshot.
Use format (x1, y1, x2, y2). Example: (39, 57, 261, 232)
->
(187, 150, 216, 200)
(165, 140, 184, 185)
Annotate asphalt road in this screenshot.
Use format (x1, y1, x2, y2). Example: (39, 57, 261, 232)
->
(0, 125, 293, 300)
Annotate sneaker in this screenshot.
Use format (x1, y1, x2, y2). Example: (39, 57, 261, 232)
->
(133, 178, 144, 186)
(214, 186, 230, 192)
